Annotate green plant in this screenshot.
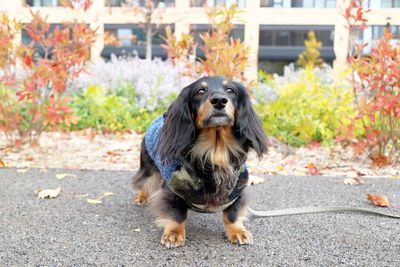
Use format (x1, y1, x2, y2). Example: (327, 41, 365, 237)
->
(69, 84, 175, 133)
(0, 1, 96, 145)
(297, 31, 324, 68)
(255, 67, 355, 146)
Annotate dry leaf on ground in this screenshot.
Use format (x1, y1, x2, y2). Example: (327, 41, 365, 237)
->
(55, 173, 77, 180)
(366, 193, 389, 207)
(16, 168, 29, 173)
(86, 191, 115, 204)
(37, 187, 61, 199)
(87, 198, 103, 204)
(247, 175, 266, 186)
(25, 155, 34, 161)
(306, 163, 319, 175)
(0, 160, 6, 168)
(343, 177, 364, 185)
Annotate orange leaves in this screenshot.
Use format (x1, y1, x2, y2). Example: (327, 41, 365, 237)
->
(0, 159, 6, 168)
(0, 7, 96, 146)
(161, 4, 249, 83)
(305, 163, 319, 175)
(339, 1, 400, 166)
(366, 193, 390, 207)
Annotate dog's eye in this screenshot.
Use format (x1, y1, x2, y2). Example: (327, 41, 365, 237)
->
(196, 89, 206, 96)
(225, 88, 235, 94)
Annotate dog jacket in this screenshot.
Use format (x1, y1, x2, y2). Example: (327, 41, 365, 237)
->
(145, 115, 249, 212)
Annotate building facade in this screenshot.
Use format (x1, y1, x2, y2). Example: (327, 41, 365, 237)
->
(1, 0, 399, 78)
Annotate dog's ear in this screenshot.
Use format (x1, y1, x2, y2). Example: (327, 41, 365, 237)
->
(158, 86, 196, 162)
(233, 81, 268, 157)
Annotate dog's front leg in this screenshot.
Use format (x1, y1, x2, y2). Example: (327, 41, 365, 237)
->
(152, 188, 188, 248)
(223, 195, 253, 245)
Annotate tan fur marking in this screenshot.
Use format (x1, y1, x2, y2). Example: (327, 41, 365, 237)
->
(196, 100, 214, 129)
(157, 218, 186, 248)
(134, 173, 162, 206)
(201, 81, 208, 88)
(222, 80, 228, 86)
(223, 209, 252, 245)
(134, 190, 149, 206)
(190, 126, 243, 168)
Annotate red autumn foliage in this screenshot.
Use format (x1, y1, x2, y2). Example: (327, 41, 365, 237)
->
(339, 0, 400, 165)
(0, 1, 96, 145)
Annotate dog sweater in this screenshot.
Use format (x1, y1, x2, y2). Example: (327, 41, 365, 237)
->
(145, 115, 181, 181)
(145, 115, 249, 212)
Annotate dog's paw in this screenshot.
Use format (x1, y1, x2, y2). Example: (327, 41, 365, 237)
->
(161, 230, 186, 248)
(226, 228, 253, 245)
(134, 190, 148, 206)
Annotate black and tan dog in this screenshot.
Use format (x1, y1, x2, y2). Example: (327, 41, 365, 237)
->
(132, 76, 267, 248)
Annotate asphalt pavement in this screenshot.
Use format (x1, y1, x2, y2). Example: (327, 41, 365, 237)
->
(1, 168, 400, 266)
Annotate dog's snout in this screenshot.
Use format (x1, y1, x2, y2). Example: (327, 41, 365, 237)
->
(210, 95, 228, 109)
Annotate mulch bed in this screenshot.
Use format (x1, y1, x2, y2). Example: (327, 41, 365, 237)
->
(1, 131, 399, 178)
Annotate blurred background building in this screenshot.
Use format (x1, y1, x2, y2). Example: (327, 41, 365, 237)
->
(1, 0, 399, 77)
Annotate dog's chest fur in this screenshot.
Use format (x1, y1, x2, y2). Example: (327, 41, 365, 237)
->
(186, 127, 247, 206)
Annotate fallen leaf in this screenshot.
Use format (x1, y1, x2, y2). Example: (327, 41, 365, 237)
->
(16, 168, 29, 173)
(86, 191, 115, 204)
(306, 163, 319, 175)
(370, 154, 391, 167)
(343, 177, 364, 185)
(391, 176, 400, 179)
(366, 193, 389, 207)
(106, 150, 122, 157)
(132, 228, 141, 232)
(0, 160, 6, 168)
(25, 155, 34, 161)
(55, 173, 77, 180)
(86, 198, 103, 204)
(37, 187, 61, 199)
(247, 175, 266, 186)
(39, 168, 48, 173)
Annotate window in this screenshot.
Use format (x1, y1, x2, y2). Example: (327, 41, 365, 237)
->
(106, 0, 175, 7)
(359, 25, 400, 41)
(102, 24, 173, 59)
(363, 0, 400, 8)
(258, 25, 335, 62)
(259, 25, 334, 46)
(260, 0, 335, 7)
(190, 24, 244, 44)
(190, 0, 246, 8)
(26, 0, 59, 7)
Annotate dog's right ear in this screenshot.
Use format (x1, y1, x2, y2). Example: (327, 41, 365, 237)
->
(158, 86, 196, 162)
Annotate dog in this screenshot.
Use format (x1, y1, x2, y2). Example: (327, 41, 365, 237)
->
(132, 76, 267, 248)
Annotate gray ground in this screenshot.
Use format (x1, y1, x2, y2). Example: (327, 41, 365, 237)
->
(1, 168, 400, 267)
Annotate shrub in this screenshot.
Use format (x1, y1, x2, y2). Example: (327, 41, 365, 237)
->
(297, 31, 324, 69)
(161, 4, 250, 83)
(0, 2, 96, 145)
(70, 84, 176, 133)
(74, 56, 192, 112)
(340, 0, 400, 164)
(255, 65, 355, 146)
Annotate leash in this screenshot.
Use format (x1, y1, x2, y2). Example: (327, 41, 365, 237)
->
(248, 206, 400, 220)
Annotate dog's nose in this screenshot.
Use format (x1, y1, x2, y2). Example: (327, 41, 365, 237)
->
(210, 95, 228, 109)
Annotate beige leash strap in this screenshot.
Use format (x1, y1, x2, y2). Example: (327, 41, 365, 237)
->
(248, 206, 400, 219)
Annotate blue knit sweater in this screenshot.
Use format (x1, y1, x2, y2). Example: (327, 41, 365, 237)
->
(145, 116, 181, 180)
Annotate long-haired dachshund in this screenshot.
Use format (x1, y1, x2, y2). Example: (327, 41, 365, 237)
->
(132, 76, 267, 248)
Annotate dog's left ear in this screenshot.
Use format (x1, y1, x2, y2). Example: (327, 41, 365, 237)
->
(233, 81, 268, 157)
